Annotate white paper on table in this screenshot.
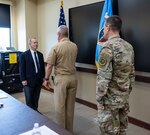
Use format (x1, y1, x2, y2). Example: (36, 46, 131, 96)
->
(0, 93, 8, 99)
(20, 125, 59, 135)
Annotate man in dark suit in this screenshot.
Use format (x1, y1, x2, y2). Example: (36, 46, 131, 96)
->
(19, 37, 45, 111)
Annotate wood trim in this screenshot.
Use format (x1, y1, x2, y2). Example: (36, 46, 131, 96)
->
(76, 66, 97, 74)
(135, 75, 150, 83)
(76, 66, 150, 83)
(75, 97, 97, 110)
(75, 97, 150, 131)
(44, 62, 150, 83)
(128, 116, 150, 130)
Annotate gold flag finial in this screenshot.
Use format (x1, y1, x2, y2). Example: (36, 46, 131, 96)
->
(60, 0, 63, 7)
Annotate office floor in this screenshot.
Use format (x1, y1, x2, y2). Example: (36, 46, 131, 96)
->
(12, 89, 150, 135)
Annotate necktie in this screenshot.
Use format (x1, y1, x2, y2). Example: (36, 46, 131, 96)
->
(34, 52, 40, 73)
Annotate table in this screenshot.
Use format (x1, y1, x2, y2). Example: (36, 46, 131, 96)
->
(0, 90, 73, 135)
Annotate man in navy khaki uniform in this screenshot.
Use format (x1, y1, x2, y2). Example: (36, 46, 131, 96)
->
(43, 25, 78, 133)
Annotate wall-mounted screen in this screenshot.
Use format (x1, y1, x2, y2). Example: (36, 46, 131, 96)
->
(69, 0, 150, 73)
(117, 0, 150, 72)
(69, 2, 104, 65)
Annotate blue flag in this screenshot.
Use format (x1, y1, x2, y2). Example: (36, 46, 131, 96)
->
(95, 0, 113, 68)
(58, 0, 66, 27)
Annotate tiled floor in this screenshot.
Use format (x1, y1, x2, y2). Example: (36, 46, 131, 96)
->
(12, 89, 150, 135)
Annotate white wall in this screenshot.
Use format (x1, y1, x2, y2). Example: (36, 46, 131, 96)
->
(15, 0, 26, 51)
(129, 82, 150, 123)
(25, 0, 38, 48)
(11, 1, 17, 49)
(14, 0, 37, 51)
(76, 71, 96, 103)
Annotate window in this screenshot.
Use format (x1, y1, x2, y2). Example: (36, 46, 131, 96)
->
(0, 28, 10, 50)
(0, 4, 11, 50)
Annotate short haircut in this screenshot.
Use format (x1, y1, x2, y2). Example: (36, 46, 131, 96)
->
(105, 15, 122, 32)
(57, 25, 68, 37)
(28, 37, 37, 45)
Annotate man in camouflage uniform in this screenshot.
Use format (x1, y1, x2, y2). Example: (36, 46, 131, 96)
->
(96, 15, 135, 135)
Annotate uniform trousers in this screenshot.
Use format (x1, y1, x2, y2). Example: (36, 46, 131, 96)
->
(97, 104, 129, 135)
(54, 74, 77, 132)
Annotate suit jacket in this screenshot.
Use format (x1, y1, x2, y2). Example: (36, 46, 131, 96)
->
(19, 50, 45, 87)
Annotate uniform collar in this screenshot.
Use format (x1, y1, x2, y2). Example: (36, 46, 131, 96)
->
(108, 35, 120, 40)
(60, 37, 69, 42)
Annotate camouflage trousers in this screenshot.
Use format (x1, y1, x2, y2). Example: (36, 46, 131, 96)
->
(97, 105, 129, 135)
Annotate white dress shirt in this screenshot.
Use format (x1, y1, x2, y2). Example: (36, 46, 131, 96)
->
(30, 49, 39, 73)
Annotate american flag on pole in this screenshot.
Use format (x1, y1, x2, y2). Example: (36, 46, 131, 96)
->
(58, 0, 66, 26)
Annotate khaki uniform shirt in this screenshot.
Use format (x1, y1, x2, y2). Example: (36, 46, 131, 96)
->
(96, 36, 135, 108)
(46, 38, 78, 76)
